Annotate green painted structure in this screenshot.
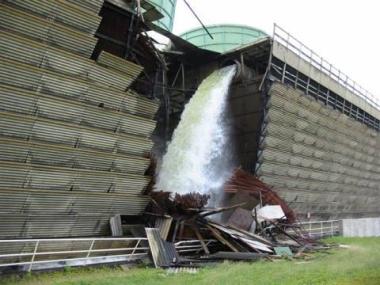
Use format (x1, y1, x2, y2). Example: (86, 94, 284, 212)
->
(149, 0, 177, 31)
(180, 24, 268, 53)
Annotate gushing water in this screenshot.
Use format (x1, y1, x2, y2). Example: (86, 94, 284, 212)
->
(155, 65, 236, 196)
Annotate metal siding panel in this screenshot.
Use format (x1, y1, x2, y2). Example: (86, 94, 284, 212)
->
(97, 51, 143, 78)
(0, 56, 158, 118)
(0, 0, 158, 239)
(258, 83, 380, 219)
(65, 0, 104, 14)
(6, 0, 102, 34)
(0, 5, 98, 57)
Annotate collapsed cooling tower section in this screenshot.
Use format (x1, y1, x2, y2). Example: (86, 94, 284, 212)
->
(0, 1, 159, 238)
(256, 83, 380, 220)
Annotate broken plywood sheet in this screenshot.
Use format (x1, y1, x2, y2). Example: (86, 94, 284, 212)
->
(238, 237, 273, 253)
(227, 207, 254, 231)
(110, 214, 123, 236)
(145, 228, 178, 268)
(154, 216, 173, 240)
(257, 205, 286, 222)
(208, 222, 273, 253)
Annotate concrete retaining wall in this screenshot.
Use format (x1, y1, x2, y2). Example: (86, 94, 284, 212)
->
(341, 218, 380, 237)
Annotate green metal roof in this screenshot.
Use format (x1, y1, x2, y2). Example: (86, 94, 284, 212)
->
(180, 24, 268, 53)
(148, 0, 177, 31)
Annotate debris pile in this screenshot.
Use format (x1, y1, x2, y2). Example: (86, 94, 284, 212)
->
(143, 168, 329, 268)
(224, 169, 297, 224)
(173, 192, 210, 210)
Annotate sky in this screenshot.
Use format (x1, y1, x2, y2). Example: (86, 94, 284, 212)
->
(170, 0, 380, 100)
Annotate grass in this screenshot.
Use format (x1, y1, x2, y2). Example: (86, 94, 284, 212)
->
(1, 237, 380, 285)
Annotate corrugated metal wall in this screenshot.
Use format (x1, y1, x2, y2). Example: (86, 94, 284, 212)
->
(228, 78, 262, 172)
(0, 0, 158, 238)
(257, 83, 380, 220)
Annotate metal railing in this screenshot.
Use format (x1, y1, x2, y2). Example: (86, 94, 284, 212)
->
(0, 237, 149, 272)
(272, 24, 380, 110)
(296, 220, 341, 238)
(0, 237, 217, 272)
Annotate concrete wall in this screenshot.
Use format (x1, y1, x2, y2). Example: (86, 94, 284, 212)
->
(341, 218, 380, 237)
(257, 83, 380, 220)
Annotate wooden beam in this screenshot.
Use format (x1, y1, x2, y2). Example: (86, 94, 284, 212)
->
(206, 225, 239, 252)
(192, 226, 210, 255)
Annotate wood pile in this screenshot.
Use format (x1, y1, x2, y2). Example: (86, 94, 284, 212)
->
(144, 168, 330, 268)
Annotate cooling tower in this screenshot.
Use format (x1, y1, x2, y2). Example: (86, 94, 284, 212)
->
(0, 0, 158, 238)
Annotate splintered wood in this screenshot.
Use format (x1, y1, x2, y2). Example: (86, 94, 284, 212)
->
(144, 168, 330, 267)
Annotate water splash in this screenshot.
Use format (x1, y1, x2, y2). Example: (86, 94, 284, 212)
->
(155, 65, 236, 196)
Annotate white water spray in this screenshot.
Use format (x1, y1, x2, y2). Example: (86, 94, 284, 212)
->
(155, 65, 236, 196)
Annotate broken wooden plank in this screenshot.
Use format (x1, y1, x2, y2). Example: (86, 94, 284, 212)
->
(110, 214, 123, 236)
(155, 216, 173, 240)
(207, 222, 273, 253)
(171, 220, 180, 242)
(203, 251, 266, 261)
(192, 226, 210, 255)
(146, 228, 178, 268)
(206, 225, 239, 252)
(238, 237, 273, 253)
(227, 224, 274, 246)
(199, 202, 246, 218)
(270, 222, 303, 245)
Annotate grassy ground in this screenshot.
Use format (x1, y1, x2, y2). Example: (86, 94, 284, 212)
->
(1, 237, 379, 285)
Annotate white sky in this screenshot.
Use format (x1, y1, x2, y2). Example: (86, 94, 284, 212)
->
(171, 0, 380, 99)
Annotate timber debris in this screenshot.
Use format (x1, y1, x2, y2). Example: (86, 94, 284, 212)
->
(143, 168, 330, 268)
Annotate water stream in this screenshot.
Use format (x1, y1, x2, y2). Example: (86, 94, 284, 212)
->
(155, 65, 236, 197)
